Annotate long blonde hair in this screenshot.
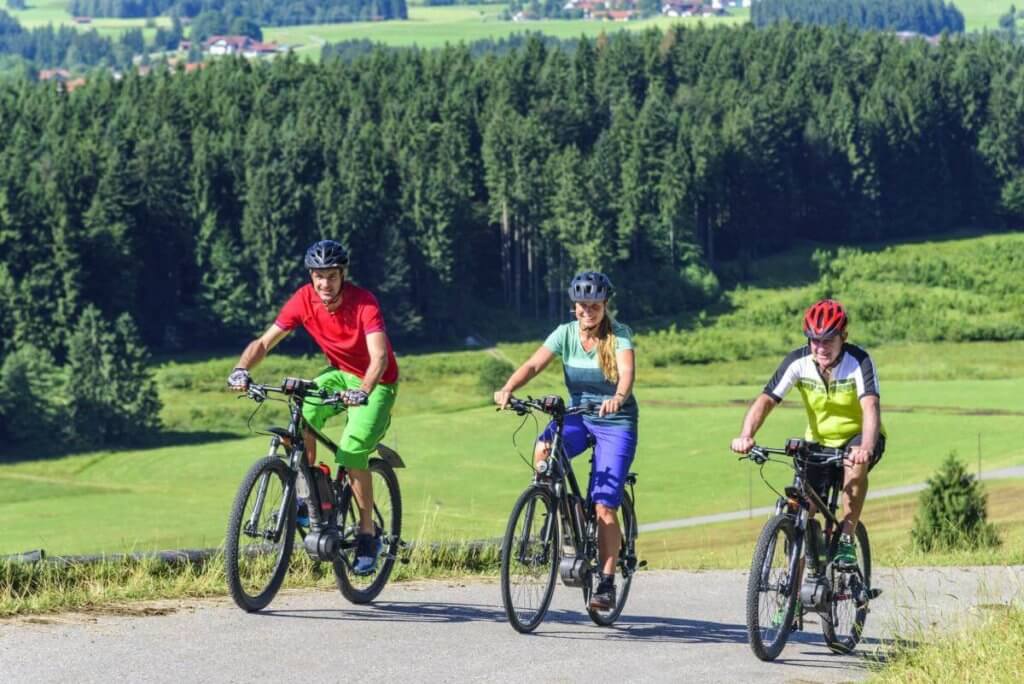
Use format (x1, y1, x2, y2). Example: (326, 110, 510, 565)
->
(594, 315, 618, 383)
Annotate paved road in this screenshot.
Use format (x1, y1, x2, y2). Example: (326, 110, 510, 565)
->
(3, 567, 1022, 683)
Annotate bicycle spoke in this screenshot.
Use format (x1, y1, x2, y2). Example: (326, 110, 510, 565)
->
(746, 513, 798, 661)
(501, 488, 558, 633)
(225, 457, 296, 612)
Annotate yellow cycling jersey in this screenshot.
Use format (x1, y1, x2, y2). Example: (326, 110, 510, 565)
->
(763, 343, 886, 448)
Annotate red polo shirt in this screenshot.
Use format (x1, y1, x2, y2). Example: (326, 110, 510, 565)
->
(275, 283, 399, 384)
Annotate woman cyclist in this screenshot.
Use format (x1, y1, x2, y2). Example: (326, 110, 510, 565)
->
(494, 271, 638, 611)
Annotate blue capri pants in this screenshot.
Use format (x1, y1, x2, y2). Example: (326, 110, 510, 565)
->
(539, 414, 638, 508)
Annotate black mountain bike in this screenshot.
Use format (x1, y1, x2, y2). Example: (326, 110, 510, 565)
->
(498, 395, 643, 633)
(739, 439, 881, 660)
(224, 377, 406, 612)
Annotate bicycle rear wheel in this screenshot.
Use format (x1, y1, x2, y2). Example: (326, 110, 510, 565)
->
(225, 456, 296, 612)
(746, 513, 800, 661)
(500, 486, 559, 633)
(587, 492, 638, 627)
(821, 522, 871, 654)
(334, 458, 402, 604)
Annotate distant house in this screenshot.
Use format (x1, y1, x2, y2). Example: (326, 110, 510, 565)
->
(893, 31, 941, 46)
(38, 68, 72, 82)
(205, 35, 250, 55)
(662, 1, 702, 15)
(592, 9, 635, 21)
(204, 35, 280, 57)
(64, 78, 87, 93)
(243, 41, 280, 58)
(72, 16, 92, 24)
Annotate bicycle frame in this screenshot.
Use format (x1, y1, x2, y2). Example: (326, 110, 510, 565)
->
(752, 442, 850, 608)
(511, 396, 636, 588)
(244, 378, 405, 560)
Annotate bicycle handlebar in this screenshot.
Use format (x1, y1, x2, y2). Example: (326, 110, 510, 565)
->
(502, 395, 600, 418)
(742, 441, 848, 467)
(243, 378, 328, 403)
(242, 379, 370, 408)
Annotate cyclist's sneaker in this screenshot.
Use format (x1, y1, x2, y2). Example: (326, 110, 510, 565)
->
(296, 499, 310, 528)
(352, 532, 382, 576)
(835, 534, 858, 569)
(589, 574, 616, 611)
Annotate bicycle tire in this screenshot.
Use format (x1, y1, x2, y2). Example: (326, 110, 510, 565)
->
(746, 513, 800, 661)
(334, 457, 403, 604)
(821, 521, 871, 654)
(587, 492, 638, 627)
(500, 486, 559, 633)
(225, 456, 296, 612)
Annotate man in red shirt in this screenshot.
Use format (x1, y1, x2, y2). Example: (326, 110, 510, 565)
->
(228, 240, 399, 575)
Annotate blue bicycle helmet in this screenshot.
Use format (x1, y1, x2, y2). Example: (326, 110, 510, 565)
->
(567, 272, 613, 302)
(304, 240, 349, 269)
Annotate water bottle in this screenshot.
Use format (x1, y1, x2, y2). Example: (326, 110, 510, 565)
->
(314, 463, 334, 515)
(296, 471, 310, 499)
(295, 469, 311, 528)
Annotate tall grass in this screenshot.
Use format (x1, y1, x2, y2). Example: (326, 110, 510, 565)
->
(0, 538, 501, 618)
(872, 607, 1024, 682)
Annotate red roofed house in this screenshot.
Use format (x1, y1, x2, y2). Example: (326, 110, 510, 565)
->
(38, 68, 72, 81)
(205, 35, 250, 55)
(243, 41, 280, 57)
(204, 35, 280, 58)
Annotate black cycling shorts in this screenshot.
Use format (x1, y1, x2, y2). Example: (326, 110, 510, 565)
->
(806, 434, 885, 499)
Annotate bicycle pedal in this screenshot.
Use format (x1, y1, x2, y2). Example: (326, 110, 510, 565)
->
(868, 588, 882, 600)
(638, 560, 648, 569)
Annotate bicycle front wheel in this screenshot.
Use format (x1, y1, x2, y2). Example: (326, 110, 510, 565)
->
(334, 457, 403, 604)
(500, 486, 559, 633)
(746, 513, 800, 661)
(821, 521, 871, 654)
(587, 492, 638, 627)
(225, 456, 296, 612)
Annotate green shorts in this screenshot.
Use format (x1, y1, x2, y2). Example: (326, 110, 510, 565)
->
(302, 368, 398, 470)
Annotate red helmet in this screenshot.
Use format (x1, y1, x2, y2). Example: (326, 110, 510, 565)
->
(803, 299, 848, 340)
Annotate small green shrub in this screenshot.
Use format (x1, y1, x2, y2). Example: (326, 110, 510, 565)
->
(477, 355, 514, 395)
(911, 453, 1001, 552)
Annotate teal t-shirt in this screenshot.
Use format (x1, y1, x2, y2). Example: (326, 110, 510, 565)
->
(543, 320, 638, 429)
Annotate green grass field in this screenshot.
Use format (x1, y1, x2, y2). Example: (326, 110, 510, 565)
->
(2, 341, 1022, 556)
(2, 232, 1023, 557)
(955, 0, 1020, 30)
(641, 479, 1024, 570)
(8, 0, 170, 37)
(2, 0, 1013, 63)
(264, 5, 748, 56)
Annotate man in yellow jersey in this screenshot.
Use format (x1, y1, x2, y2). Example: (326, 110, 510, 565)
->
(730, 299, 885, 568)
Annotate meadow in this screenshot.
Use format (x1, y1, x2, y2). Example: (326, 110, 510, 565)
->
(3, 232, 1024, 556)
(3, 0, 1013, 55)
(7, 0, 170, 38)
(264, 5, 747, 55)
